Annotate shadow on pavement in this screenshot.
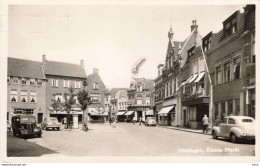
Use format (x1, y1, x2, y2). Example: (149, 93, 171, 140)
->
(210, 137, 255, 145)
(7, 132, 58, 157)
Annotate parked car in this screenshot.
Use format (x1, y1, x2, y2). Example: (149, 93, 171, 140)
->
(212, 116, 255, 143)
(145, 117, 157, 126)
(41, 117, 61, 130)
(7, 120, 11, 132)
(12, 115, 42, 138)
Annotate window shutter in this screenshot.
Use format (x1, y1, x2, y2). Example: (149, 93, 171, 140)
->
(56, 80, 58, 87)
(51, 79, 54, 86)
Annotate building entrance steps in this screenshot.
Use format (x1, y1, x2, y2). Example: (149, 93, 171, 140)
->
(157, 125, 212, 135)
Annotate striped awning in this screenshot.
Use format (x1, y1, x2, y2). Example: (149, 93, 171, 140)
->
(157, 105, 176, 114)
(125, 111, 134, 115)
(116, 111, 126, 116)
(194, 72, 205, 83)
(188, 74, 198, 83)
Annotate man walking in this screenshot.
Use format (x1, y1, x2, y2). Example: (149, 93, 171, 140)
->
(63, 117, 67, 129)
(202, 114, 209, 133)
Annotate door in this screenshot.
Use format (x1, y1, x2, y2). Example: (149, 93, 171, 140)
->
(38, 113, 43, 123)
(183, 109, 187, 126)
(219, 117, 228, 137)
(73, 115, 79, 129)
(167, 114, 171, 126)
(226, 118, 236, 135)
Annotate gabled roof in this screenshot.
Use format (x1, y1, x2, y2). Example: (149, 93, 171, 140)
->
(117, 90, 128, 98)
(8, 57, 45, 79)
(45, 61, 86, 78)
(144, 79, 154, 90)
(109, 88, 128, 98)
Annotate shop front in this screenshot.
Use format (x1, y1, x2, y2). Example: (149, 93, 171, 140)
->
(87, 107, 106, 123)
(115, 111, 127, 122)
(157, 105, 176, 126)
(125, 111, 134, 122)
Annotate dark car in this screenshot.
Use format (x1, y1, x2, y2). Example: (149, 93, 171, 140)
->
(41, 117, 61, 130)
(12, 115, 42, 138)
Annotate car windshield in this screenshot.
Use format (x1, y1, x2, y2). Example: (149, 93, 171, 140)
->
(242, 119, 254, 123)
(21, 117, 36, 123)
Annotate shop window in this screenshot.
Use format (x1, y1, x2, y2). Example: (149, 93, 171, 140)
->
(233, 56, 241, 80)
(216, 65, 222, 85)
(10, 90, 18, 102)
(137, 99, 142, 105)
(223, 61, 231, 83)
(30, 91, 37, 103)
(21, 90, 27, 103)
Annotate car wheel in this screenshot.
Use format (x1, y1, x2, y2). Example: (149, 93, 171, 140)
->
(212, 131, 218, 139)
(38, 134, 41, 137)
(230, 133, 237, 143)
(57, 127, 60, 131)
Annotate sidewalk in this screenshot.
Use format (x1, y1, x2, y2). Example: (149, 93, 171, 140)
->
(158, 125, 211, 135)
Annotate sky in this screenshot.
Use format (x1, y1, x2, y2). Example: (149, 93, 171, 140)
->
(8, 4, 245, 89)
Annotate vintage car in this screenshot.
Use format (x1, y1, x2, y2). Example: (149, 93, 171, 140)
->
(41, 117, 61, 130)
(12, 115, 42, 138)
(145, 117, 157, 127)
(212, 116, 255, 143)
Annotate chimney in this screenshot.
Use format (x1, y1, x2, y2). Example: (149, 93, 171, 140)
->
(42, 54, 46, 65)
(168, 26, 174, 40)
(80, 59, 84, 68)
(191, 20, 198, 32)
(93, 68, 99, 74)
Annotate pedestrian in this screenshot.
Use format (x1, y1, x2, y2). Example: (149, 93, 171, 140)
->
(132, 119, 135, 125)
(63, 117, 67, 129)
(202, 114, 209, 133)
(139, 117, 142, 126)
(109, 117, 112, 126)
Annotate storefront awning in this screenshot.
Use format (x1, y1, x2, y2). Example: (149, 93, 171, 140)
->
(116, 111, 126, 116)
(157, 105, 175, 114)
(188, 74, 198, 83)
(180, 75, 193, 87)
(146, 110, 154, 115)
(125, 111, 134, 115)
(88, 108, 105, 116)
(194, 72, 205, 83)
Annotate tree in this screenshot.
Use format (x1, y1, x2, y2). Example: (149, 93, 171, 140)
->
(50, 93, 62, 118)
(63, 87, 77, 129)
(77, 81, 91, 130)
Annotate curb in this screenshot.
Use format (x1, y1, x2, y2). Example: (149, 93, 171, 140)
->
(158, 125, 211, 135)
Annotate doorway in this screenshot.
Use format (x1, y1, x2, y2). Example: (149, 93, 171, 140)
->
(38, 113, 43, 123)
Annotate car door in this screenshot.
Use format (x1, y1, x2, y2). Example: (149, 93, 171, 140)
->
(219, 117, 228, 137)
(227, 118, 236, 135)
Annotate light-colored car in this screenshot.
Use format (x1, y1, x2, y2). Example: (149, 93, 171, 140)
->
(212, 116, 255, 143)
(41, 117, 61, 131)
(145, 117, 157, 126)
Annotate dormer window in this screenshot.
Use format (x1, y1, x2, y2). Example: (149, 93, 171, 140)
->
(188, 47, 195, 57)
(203, 36, 211, 52)
(224, 16, 237, 38)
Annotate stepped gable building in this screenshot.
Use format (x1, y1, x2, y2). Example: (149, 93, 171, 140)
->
(43, 55, 87, 128)
(204, 5, 255, 126)
(86, 68, 107, 122)
(7, 57, 47, 123)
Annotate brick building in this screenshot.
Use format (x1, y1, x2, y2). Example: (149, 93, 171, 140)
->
(7, 57, 47, 123)
(43, 55, 87, 128)
(86, 68, 107, 122)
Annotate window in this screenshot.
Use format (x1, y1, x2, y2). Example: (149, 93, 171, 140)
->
(203, 36, 211, 51)
(13, 77, 19, 84)
(193, 60, 198, 74)
(30, 91, 37, 103)
(233, 56, 241, 80)
(169, 80, 172, 96)
(75, 81, 81, 89)
(14, 109, 23, 114)
(221, 102, 225, 118)
(63, 80, 70, 88)
(30, 78, 35, 86)
(173, 78, 176, 93)
(25, 109, 34, 114)
(10, 90, 18, 102)
(137, 94, 142, 97)
(228, 118, 235, 124)
(224, 17, 237, 37)
(216, 65, 222, 85)
(52, 79, 58, 87)
(199, 58, 205, 72)
(199, 76, 205, 89)
(22, 78, 27, 85)
(146, 94, 150, 97)
(223, 61, 231, 83)
(251, 31, 255, 64)
(37, 79, 43, 86)
(55, 94, 63, 102)
(91, 93, 101, 102)
(7, 76, 10, 84)
(93, 82, 99, 90)
(165, 83, 168, 97)
(21, 91, 27, 103)
(137, 99, 142, 105)
(236, 100, 240, 116)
